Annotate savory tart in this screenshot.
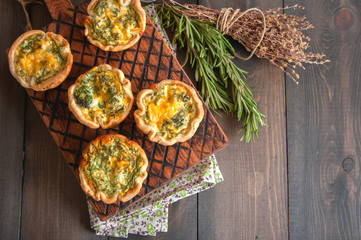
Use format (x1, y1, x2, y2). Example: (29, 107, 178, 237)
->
(68, 64, 134, 129)
(8, 30, 73, 91)
(134, 80, 204, 146)
(84, 0, 146, 51)
(79, 134, 148, 204)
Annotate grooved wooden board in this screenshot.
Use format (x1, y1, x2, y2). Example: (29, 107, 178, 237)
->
(26, 0, 228, 221)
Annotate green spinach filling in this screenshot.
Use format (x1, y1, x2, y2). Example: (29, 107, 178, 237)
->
(18, 34, 43, 54)
(87, 0, 141, 46)
(73, 67, 128, 122)
(15, 34, 67, 84)
(84, 137, 143, 197)
(144, 85, 196, 140)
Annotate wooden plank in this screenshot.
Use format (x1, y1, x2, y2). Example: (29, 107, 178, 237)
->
(0, 0, 26, 239)
(42, 0, 74, 20)
(21, 101, 105, 240)
(19, 3, 104, 240)
(286, 0, 361, 239)
(197, 0, 288, 239)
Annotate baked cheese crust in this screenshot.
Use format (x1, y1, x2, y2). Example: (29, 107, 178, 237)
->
(68, 64, 134, 129)
(134, 80, 204, 146)
(8, 30, 73, 91)
(79, 134, 148, 204)
(84, 0, 146, 51)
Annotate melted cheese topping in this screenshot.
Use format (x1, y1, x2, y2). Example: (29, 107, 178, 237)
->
(143, 84, 196, 140)
(83, 136, 144, 197)
(87, 0, 142, 46)
(73, 66, 130, 126)
(15, 34, 66, 85)
(147, 87, 183, 129)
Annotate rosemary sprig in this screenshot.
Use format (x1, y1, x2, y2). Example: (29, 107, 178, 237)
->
(156, 3, 266, 142)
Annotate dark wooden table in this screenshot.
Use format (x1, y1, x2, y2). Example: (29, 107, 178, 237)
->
(1, 0, 360, 239)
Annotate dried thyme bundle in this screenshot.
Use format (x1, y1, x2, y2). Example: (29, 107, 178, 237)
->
(168, 0, 329, 83)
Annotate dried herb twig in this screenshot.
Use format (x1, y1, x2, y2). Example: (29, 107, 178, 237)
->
(18, 0, 43, 31)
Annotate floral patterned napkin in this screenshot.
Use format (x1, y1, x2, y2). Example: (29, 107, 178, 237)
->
(88, 154, 223, 237)
(87, 5, 224, 237)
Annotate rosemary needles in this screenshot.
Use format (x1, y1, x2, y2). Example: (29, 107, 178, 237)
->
(157, 3, 266, 142)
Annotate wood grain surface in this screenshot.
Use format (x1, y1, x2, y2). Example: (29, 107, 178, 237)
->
(286, 0, 361, 239)
(0, 1, 26, 239)
(1, 0, 360, 239)
(20, 4, 105, 240)
(197, 1, 288, 239)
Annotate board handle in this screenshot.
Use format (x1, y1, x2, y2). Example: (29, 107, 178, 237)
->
(42, 0, 74, 20)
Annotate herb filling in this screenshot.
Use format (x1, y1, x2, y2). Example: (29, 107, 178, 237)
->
(143, 84, 196, 140)
(87, 0, 142, 46)
(83, 137, 144, 197)
(73, 66, 130, 125)
(15, 34, 66, 84)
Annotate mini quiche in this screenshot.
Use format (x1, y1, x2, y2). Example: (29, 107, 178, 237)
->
(79, 134, 148, 204)
(8, 30, 73, 91)
(134, 80, 204, 146)
(84, 0, 146, 51)
(68, 64, 134, 129)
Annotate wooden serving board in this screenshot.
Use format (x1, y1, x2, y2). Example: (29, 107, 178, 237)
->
(28, 0, 228, 221)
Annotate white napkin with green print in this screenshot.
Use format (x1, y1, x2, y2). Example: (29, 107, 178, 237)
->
(88, 154, 223, 237)
(87, 5, 224, 237)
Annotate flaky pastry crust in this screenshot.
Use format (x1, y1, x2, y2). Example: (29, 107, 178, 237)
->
(8, 30, 73, 91)
(134, 80, 204, 146)
(68, 64, 134, 129)
(79, 134, 148, 204)
(84, 0, 146, 52)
